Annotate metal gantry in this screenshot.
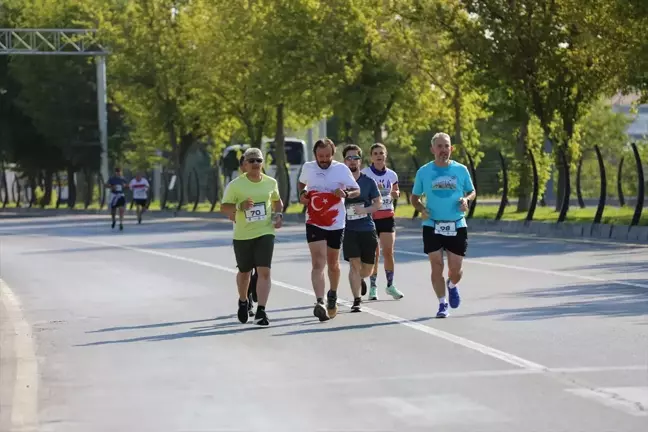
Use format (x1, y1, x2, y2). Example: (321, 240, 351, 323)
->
(0, 28, 111, 182)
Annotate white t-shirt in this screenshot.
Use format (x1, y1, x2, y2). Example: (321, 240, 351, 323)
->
(361, 166, 399, 219)
(129, 178, 150, 200)
(299, 161, 359, 230)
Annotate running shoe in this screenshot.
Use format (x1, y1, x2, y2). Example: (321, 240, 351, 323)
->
(447, 280, 461, 309)
(237, 299, 249, 324)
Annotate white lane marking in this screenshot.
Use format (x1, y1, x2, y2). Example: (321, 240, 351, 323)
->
(566, 386, 648, 417)
(50, 235, 546, 371)
(0, 278, 39, 431)
(394, 249, 648, 290)
(0, 217, 222, 232)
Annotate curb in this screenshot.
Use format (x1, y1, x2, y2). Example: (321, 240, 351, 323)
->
(2, 207, 646, 244)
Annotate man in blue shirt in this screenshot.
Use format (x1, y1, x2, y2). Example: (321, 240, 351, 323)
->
(331, 144, 402, 315)
(411, 133, 476, 318)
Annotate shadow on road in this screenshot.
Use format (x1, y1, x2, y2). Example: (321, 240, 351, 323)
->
(466, 281, 648, 321)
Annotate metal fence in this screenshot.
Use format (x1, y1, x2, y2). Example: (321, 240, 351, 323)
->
(1, 142, 645, 226)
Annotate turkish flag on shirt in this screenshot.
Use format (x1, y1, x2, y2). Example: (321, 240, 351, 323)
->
(306, 191, 342, 227)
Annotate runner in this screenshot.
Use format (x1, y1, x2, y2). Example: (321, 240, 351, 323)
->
(298, 138, 360, 321)
(225, 155, 258, 317)
(361, 143, 404, 301)
(341, 145, 383, 312)
(105, 167, 128, 231)
(221, 148, 283, 326)
(411, 132, 476, 318)
(128, 172, 150, 224)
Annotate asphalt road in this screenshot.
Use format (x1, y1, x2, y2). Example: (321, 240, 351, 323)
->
(1, 214, 647, 432)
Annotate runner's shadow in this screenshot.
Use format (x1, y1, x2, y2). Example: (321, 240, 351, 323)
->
(76, 315, 315, 347)
(272, 316, 433, 336)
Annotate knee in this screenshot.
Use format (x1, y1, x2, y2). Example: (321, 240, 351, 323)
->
(448, 266, 462, 280)
(328, 261, 340, 273)
(312, 259, 326, 272)
(382, 248, 394, 260)
(256, 268, 271, 279)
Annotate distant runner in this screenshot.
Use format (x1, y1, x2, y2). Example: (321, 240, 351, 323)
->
(361, 143, 404, 301)
(221, 148, 283, 326)
(298, 138, 360, 321)
(105, 167, 128, 231)
(341, 145, 383, 312)
(411, 132, 476, 318)
(129, 172, 150, 224)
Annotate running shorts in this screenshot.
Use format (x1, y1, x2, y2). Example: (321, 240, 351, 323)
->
(133, 198, 148, 207)
(305, 223, 344, 250)
(233, 234, 275, 273)
(343, 230, 378, 264)
(374, 217, 396, 235)
(111, 195, 126, 209)
(422, 225, 468, 257)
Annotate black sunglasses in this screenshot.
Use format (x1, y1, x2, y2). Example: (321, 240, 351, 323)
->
(345, 155, 361, 161)
(246, 158, 263, 164)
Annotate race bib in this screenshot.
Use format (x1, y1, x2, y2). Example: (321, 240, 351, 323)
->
(379, 195, 393, 211)
(133, 189, 147, 199)
(346, 204, 366, 221)
(244, 203, 267, 222)
(434, 221, 457, 237)
(114, 185, 123, 193)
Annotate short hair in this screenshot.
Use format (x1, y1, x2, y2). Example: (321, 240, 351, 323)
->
(370, 143, 387, 154)
(431, 132, 452, 146)
(243, 147, 263, 160)
(239, 155, 245, 167)
(342, 144, 362, 158)
(313, 138, 336, 155)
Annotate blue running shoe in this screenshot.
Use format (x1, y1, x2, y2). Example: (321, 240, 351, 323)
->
(447, 279, 461, 309)
(436, 302, 449, 318)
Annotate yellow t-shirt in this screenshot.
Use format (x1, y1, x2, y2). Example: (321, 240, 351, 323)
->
(222, 173, 281, 240)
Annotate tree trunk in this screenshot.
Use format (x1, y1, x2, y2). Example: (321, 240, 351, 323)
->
(273, 103, 289, 209)
(66, 165, 77, 209)
(453, 84, 463, 147)
(374, 124, 382, 143)
(516, 113, 530, 212)
(168, 123, 180, 174)
(41, 170, 53, 207)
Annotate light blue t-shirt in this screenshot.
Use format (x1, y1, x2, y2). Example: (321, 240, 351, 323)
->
(412, 160, 475, 228)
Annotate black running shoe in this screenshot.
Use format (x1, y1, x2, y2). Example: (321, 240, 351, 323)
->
(247, 292, 255, 317)
(254, 309, 269, 326)
(237, 299, 249, 323)
(326, 290, 338, 318)
(119, 224, 123, 231)
(111, 220, 116, 229)
(313, 302, 330, 322)
(361, 279, 367, 296)
(351, 297, 362, 313)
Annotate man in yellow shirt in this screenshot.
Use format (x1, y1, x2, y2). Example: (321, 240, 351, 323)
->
(221, 148, 284, 326)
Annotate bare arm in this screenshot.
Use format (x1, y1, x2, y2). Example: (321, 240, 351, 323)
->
(272, 199, 284, 214)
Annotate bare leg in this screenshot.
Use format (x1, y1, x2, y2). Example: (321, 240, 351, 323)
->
(348, 258, 363, 298)
(308, 241, 327, 299)
(255, 267, 271, 307)
(446, 252, 464, 285)
(428, 250, 446, 299)
(326, 247, 341, 293)
(236, 271, 251, 301)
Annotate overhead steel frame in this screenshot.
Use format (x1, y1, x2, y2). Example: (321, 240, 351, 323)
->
(0, 28, 111, 183)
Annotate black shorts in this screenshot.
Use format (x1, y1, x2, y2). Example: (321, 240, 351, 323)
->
(343, 230, 378, 264)
(374, 217, 396, 235)
(233, 234, 275, 273)
(134, 199, 148, 207)
(423, 225, 468, 257)
(111, 196, 126, 209)
(306, 224, 344, 250)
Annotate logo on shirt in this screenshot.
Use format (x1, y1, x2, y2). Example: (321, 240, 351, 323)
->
(431, 176, 457, 190)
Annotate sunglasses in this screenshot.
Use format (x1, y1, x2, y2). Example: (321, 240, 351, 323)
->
(345, 156, 361, 161)
(246, 158, 263, 164)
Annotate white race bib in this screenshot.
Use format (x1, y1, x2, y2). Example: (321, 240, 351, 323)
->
(133, 189, 147, 199)
(245, 203, 267, 222)
(346, 204, 366, 221)
(434, 221, 457, 237)
(379, 195, 393, 211)
(114, 185, 123, 193)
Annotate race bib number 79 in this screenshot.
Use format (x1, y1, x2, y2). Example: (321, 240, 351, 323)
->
(434, 221, 457, 237)
(245, 203, 267, 222)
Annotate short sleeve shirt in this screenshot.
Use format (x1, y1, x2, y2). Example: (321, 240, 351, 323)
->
(108, 176, 127, 195)
(129, 178, 150, 200)
(221, 174, 280, 240)
(344, 173, 380, 232)
(412, 160, 475, 229)
(361, 165, 399, 220)
(298, 160, 360, 231)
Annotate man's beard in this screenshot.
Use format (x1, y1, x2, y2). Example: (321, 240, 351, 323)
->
(349, 166, 358, 173)
(317, 161, 331, 169)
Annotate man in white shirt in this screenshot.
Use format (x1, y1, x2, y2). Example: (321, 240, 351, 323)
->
(128, 172, 150, 224)
(298, 138, 360, 321)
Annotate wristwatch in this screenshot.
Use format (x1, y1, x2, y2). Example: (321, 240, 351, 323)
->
(343, 190, 349, 198)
